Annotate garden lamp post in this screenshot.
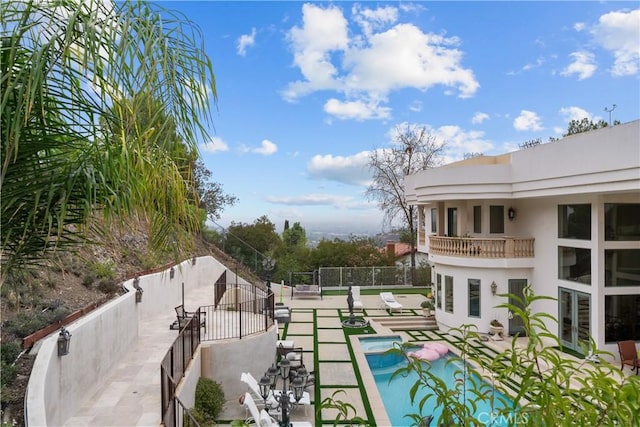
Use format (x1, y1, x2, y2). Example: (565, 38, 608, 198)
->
(258, 358, 308, 426)
(262, 257, 275, 291)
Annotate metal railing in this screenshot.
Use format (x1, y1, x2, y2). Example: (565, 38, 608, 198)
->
(318, 266, 415, 288)
(429, 236, 535, 258)
(160, 284, 275, 426)
(200, 284, 275, 342)
(161, 316, 201, 427)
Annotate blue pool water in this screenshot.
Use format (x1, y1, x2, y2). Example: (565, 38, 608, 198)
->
(359, 335, 402, 352)
(367, 351, 519, 426)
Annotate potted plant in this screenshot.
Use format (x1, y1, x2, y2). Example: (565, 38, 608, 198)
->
(489, 319, 504, 337)
(420, 300, 435, 317)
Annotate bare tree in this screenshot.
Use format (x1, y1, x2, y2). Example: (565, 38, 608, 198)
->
(366, 124, 445, 273)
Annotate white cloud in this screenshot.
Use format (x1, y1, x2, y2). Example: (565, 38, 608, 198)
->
(408, 100, 422, 112)
(307, 151, 372, 186)
(431, 125, 494, 162)
(324, 98, 391, 120)
(352, 4, 398, 38)
(471, 112, 489, 124)
(239, 139, 278, 155)
(265, 193, 353, 207)
(237, 28, 257, 56)
(200, 136, 229, 153)
(574, 22, 586, 32)
(561, 51, 597, 80)
(559, 106, 593, 123)
(591, 9, 640, 76)
(513, 110, 543, 131)
(282, 4, 479, 119)
(255, 139, 278, 155)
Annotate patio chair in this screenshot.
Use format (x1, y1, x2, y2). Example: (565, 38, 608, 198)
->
(617, 340, 639, 374)
(352, 286, 364, 312)
(277, 343, 304, 372)
(379, 292, 403, 313)
(173, 305, 206, 331)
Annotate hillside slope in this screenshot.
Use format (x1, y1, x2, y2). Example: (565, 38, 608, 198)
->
(0, 222, 260, 426)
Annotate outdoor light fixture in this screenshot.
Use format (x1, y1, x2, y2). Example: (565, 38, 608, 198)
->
(508, 207, 516, 221)
(170, 266, 175, 279)
(262, 257, 275, 291)
(491, 281, 498, 296)
(259, 358, 308, 426)
(133, 277, 143, 303)
(192, 256, 197, 265)
(57, 327, 71, 357)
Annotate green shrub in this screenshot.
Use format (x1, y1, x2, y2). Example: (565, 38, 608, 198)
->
(1, 342, 22, 387)
(185, 407, 215, 427)
(6, 312, 49, 338)
(95, 278, 119, 294)
(195, 377, 225, 421)
(82, 272, 98, 288)
(90, 260, 116, 280)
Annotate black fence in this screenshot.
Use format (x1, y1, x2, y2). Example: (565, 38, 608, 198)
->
(160, 283, 275, 426)
(201, 283, 275, 341)
(161, 316, 201, 427)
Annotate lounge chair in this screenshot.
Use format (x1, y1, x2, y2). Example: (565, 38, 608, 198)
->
(617, 340, 639, 374)
(242, 392, 312, 426)
(380, 292, 403, 313)
(241, 372, 278, 411)
(352, 286, 364, 312)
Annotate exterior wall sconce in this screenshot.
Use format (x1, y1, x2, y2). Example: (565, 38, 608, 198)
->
(57, 327, 71, 356)
(133, 277, 143, 303)
(170, 266, 175, 279)
(508, 207, 516, 221)
(491, 281, 498, 296)
(192, 256, 197, 265)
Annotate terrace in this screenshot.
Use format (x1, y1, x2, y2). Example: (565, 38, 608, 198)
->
(55, 278, 636, 427)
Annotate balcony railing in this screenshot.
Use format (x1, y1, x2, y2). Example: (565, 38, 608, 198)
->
(429, 236, 534, 258)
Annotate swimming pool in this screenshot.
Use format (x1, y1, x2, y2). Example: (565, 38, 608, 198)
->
(367, 350, 519, 426)
(359, 335, 402, 352)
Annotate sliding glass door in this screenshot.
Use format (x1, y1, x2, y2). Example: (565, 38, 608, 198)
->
(559, 288, 591, 353)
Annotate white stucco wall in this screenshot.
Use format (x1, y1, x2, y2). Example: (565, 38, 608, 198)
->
(27, 292, 138, 426)
(413, 121, 640, 360)
(202, 325, 279, 401)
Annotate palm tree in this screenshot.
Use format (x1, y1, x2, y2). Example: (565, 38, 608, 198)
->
(1, 0, 217, 285)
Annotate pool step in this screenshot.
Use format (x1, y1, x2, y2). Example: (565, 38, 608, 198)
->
(376, 315, 439, 331)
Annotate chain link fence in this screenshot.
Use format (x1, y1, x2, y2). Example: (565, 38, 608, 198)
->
(317, 265, 431, 289)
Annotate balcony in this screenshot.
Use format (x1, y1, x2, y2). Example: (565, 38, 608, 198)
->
(429, 236, 535, 258)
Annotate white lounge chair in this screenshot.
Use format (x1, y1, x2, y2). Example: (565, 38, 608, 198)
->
(380, 292, 403, 313)
(352, 286, 364, 312)
(242, 392, 312, 427)
(241, 372, 278, 411)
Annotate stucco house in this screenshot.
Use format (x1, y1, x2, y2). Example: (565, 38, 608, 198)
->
(404, 119, 640, 358)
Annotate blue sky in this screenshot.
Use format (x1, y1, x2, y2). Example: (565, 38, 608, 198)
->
(162, 1, 639, 234)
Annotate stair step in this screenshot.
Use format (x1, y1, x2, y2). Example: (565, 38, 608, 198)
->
(376, 316, 439, 331)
